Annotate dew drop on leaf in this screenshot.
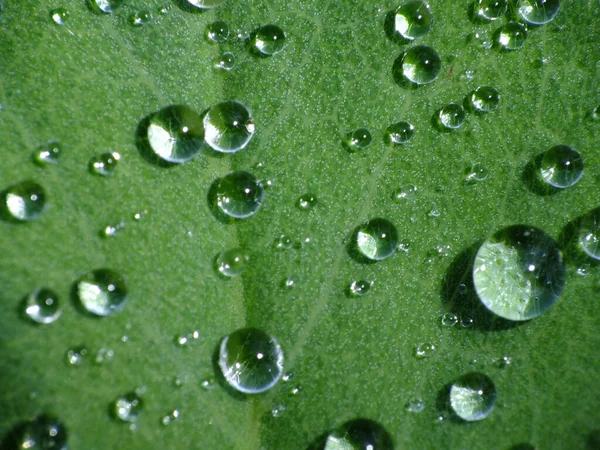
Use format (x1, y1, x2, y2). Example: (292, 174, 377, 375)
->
(24, 287, 62, 324)
(275, 234, 293, 249)
(539, 145, 584, 189)
(204, 101, 255, 153)
(437, 103, 465, 129)
(415, 342, 436, 358)
(75, 269, 128, 316)
(470, 86, 500, 112)
(2, 180, 46, 221)
(217, 52, 235, 71)
(252, 25, 287, 56)
(87, 0, 125, 14)
(17, 415, 68, 450)
(113, 391, 144, 422)
(129, 10, 152, 27)
(393, 184, 417, 202)
(578, 208, 600, 260)
(297, 193, 317, 210)
(33, 140, 62, 166)
(90, 152, 120, 176)
(397, 45, 441, 85)
(182, 0, 226, 10)
(95, 347, 115, 364)
(50, 8, 70, 26)
(216, 248, 250, 277)
(476, 0, 507, 21)
(465, 163, 488, 182)
(215, 171, 265, 219)
(441, 312, 458, 327)
(497, 22, 527, 51)
(349, 280, 371, 297)
(207, 20, 229, 42)
(385, 121, 414, 145)
(394, 1, 433, 40)
(518, 0, 560, 25)
(449, 372, 496, 421)
(405, 398, 425, 413)
(324, 419, 393, 450)
(354, 218, 399, 261)
(344, 128, 373, 151)
(66, 345, 89, 366)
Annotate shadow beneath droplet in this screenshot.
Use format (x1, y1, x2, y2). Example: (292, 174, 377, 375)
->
(211, 339, 247, 402)
(558, 209, 600, 268)
(346, 225, 379, 265)
(383, 10, 412, 46)
(391, 54, 421, 91)
(0, 421, 28, 450)
(587, 429, 600, 450)
(206, 178, 236, 225)
(435, 382, 464, 424)
(135, 114, 178, 169)
(305, 431, 329, 450)
(521, 153, 561, 197)
(171, 0, 208, 13)
(441, 242, 521, 331)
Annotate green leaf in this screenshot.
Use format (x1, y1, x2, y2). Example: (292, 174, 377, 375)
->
(1, 1, 599, 449)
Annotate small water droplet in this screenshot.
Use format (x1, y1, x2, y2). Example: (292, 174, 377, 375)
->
(297, 193, 317, 210)
(2, 180, 47, 221)
(405, 398, 425, 413)
(465, 163, 488, 183)
(161, 409, 180, 426)
(393, 184, 417, 202)
(441, 312, 458, 327)
(429, 206, 441, 217)
(470, 86, 500, 112)
(75, 268, 128, 316)
(385, 121, 414, 145)
(438, 103, 465, 129)
(32, 140, 62, 166)
(101, 221, 125, 238)
(50, 7, 70, 25)
(217, 52, 235, 71)
(275, 234, 293, 249)
(496, 355, 512, 368)
(539, 145, 584, 189)
(476, 0, 507, 21)
(349, 280, 371, 297)
(216, 171, 264, 219)
(66, 345, 89, 366)
(207, 20, 229, 42)
(282, 371, 294, 382)
(120, 334, 130, 343)
(345, 128, 373, 151)
(17, 415, 67, 450)
(252, 24, 287, 56)
(518, 0, 559, 25)
(90, 152, 120, 176)
(87, 0, 125, 14)
(113, 391, 144, 422)
(449, 372, 496, 421)
(415, 342, 436, 358)
(200, 376, 216, 390)
(204, 101, 255, 153)
(289, 384, 303, 396)
(497, 22, 527, 51)
(576, 265, 590, 276)
(157, 5, 171, 14)
(216, 248, 250, 277)
(398, 240, 411, 252)
(579, 208, 600, 260)
(354, 218, 399, 261)
(393, 1, 433, 40)
(175, 335, 189, 346)
(460, 314, 474, 328)
(173, 376, 185, 388)
(271, 404, 286, 417)
(282, 277, 295, 289)
(129, 10, 152, 26)
(133, 210, 147, 221)
(324, 419, 393, 450)
(397, 45, 441, 85)
(24, 287, 62, 324)
(591, 106, 600, 121)
(218, 328, 284, 394)
(95, 347, 115, 364)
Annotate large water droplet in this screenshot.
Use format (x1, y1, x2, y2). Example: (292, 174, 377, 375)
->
(87, 0, 125, 14)
(345, 128, 373, 151)
(539, 145, 583, 188)
(181, 0, 225, 10)
(146, 105, 204, 163)
(208, 20, 229, 42)
(518, 0, 560, 25)
(324, 419, 393, 450)
(216, 248, 250, 277)
(385, 121, 414, 145)
(24, 287, 62, 324)
(50, 8, 70, 25)
(579, 208, 600, 260)
(204, 101, 254, 153)
(114, 391, 144, 422)
(398, 45, 441, 85)
(394, 1, 433, 40)
(470, 86, 500, 112)
(90, 152, 120, 176)
(76, 269, 128, 316)
(218, 328, 284, 394)
(473, 225, 566, 321)
(2, 180, 47, 221)
(252, 25, 287, 56)
(449, 372, 496, 421)
(476, 0, 507, 21)
(354, 218, 399, 261)
(216, 171, 264, 219)
(497, 22, 527, 50)
(297, 193, 317, 210)
(33, 141, 62, 166)
(349, 280, 371, 296)
(438, 103, 466, 129)
(17, 415, 67, 450)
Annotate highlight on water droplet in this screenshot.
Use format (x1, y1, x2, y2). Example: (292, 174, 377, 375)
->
(349, 280, 371, 296)
(180, 0, 225, 10)
(90, 152, 120, 176)
(405, 398, 425, 413)
(2, 180, 47, 221)
(24, 287, 62, 324)
(473, 225, 566, 321)
(75, 268, 128, 316)
(101, 221, 125, 238)
(437, 103, 465, 129)
(33, 140, 62, 166)
(216, 52, 235, 71)
(415, 342, 436, 358)
(275, 234, 293, 250)
(393, 1, 433, 41)
(518, 0, 560, 25)
(460, 314, 474, 328)
(113, 391, 144, 422)
(161, 409, 180, 426)
(497, 22, 527, 50)
(539, 145, 583, 189)
(216, 248, 250, 277)
(66, 345, 89, 366)
(50, 8, 70, 25)
(87, 0, 125, 14)
(218, 328, 284, 394)
(449, 372, 496, 421)
(579, 208, 600, 260)
(396, 45, 441, 85)
(344, 128, 373, 151)
(252, 24, 287, 56)
(591, 106, 600, 121)
(95, 347, 115, 364)
(470, 86, 500, 112)
(129, 10, 152, 26)
(385, 121, 414, 145)
(204, 100, 254, 153)
(393, 184, 417, 201)
(353, 218, 399, 261)
(208, 20, 229, 42)
(17, 415, 68, 450)
(465, 163, 489, 183)
(441, 312, 458, 327)
(200, 376, 216, 390)
(476, 0, 507, 21)
(297, 193, 317, 210)
(215, 171, 265, 219)
(324, 419, 393, 450)
(271, 404, 286, 417)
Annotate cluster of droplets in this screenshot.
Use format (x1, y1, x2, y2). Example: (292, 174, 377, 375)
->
(436, 86, 500, 131)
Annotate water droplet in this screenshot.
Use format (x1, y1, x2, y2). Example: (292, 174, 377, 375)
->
(157, 5, 171, 14)
(449, 372, 496, 421)
(465, 163, 489, 182)
(173, 376, 185, 388)
(129, 10, 152, 27)
(354, 218, 399, 261)
(95, 347, 115, 364)
(458, 283, 468, 294)
(275, 234, 293, 249)
(324, 419, 393, 450)
(282, 277, 295, 289)
(101, 221, 125, 238)
(539, 145, 584, 188)
(460, 314, 474, 328)
(271, 404, 286, 417)
(200, 376, 216, 390)
(385, 121, 414, 145)
(50, 8, 70, 25)
(216, 248, 250, 277)
(161, 409, 180, 426)
(415, 342, 436, 358)
(90, 152, 120, 176)
(397, 45, 441, 85)
(218, 328, 284, 394)
(17, 415, 67, 450)
(441, 312, 458, 327)
(405, 398, 425, 413)
(345, 128, 373, 151)
(429, 206, 441, 217)
(24, 288, 62, 324)
(208, 20, 229, 42)
(87, 0, 125, 14)
(289, 384, 303, 396)
(398, 240, 410, 252)
(497, 22, 527, 50)
(496, 355, 512, 368)
(394, 1, 433, 40)
(216, 171, 264, 219)
(473, 225, 566, 321)
(175, 334, 189, 346)
(470, 86, 500, 112)
(518, 0, 560, 25)
(591, 106, 600, 121)
(349, 280, 371, 296)
(76, 268, 128, 316)
(476, 0, 507, 20)
(579, 208, 600, 260)
(114, 391, 144, 422)
(282, 371, 294, 382)
(253, 24, 287, 56)
(438, 103, 466, 129)
(393, 184, 417, 201)
(204, 101, 254, 153)
(66, 345, 89, 366)
(297, 193, 317, 210)
(217, 52, 235, 71)
(33, 140, 62, 166)
(181, 0, 225, 10)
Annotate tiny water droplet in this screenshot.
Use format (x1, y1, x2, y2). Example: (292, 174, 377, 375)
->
(66, 345, 89, 366)
(394, 1, 433, 40)
(75, 268, 128, 316)
(415, 342, 436, 358)
(282, 277, 295, 289)
(161, 409, 180, 426)
(438, 103, 465, 129)
(497, 22, 527, 51)
(441, 312, 458, 327)
(157, 5, 171, 14)
(133, 210, 147, 221)
(349, 280, 371, 297)
(496, 355, 512, 368)
(429, 206, 441, 217)
(173, 376, 185, 388)
(101, 221, 125, 238)
(297, 193, 317, 210)
(576, 265, 590, 276)
(253, 24, 287, 56)
(397, 45, 441, 85)
(87, 0, 125, 14)
(216, 248, 250, 277)
(324, 419, 393, 450)
(393, 184, 417, 202)
(17, 415, 67, 450)
(465, 163, 488, 182)
(405, 398, 425, 413)
(289, 384, 303, 396)
(200, 376, 216, 390)
(218, 328, 284, 394)
(476, 0, 507, 21)
(2, 180, 47, 221)
(217, 52, 235, 71)
(208, 20, 229, 42)
(579, 208, 600, 260)
(216, 171, 264, 219)
(95, 347, 115, 364)
(460, 315, 474, 328)
(24, 287, 62, 324)
(275, 234, 293, 249)
(114, 391, 143, 422)
(449, 372, 496, 421)
(282, 371, 294, 382)
(354, 218, 399, 261)
(175, 335, 189, 346)
(32, 140, 62, 166)
(345, 128, 373, 151)
(398, 240, 411, 252)
(271, 404, 286, 417)
(385, 121, 414, 145)
(50, 7, 70, 25)
(539, 145, 584, 188)
(90, 152, 120, 176)
(204, 101, 255, 153)
(129, 10, 152, 26)
(470, 86, 500, 112)
(518, 0, 560, 25)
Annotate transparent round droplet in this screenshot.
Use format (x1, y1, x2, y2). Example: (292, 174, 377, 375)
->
(216, 248, 250, 277)
(591, 106, 600, 121)
(473, 225, 566, 321)
(393, 184, 417, 201)
(539, 145, 583, 188)
(399, 45, 441, 85)
(271, 404, 286, 417)
(345, 128, 372, 151)
(90, 152, 120, 176)
(477, 0, 507, 20)
(76, 268, 128, 316)
(101, 221, 125, 238)
(282, 277, 295, 289)
(324, 419, 393, 450)
(208, 20, 229, 42)
(579, 208, 600, 260)
(438, 103, 465, 129)
(204, 101, 254, 153)
(470, 86, 500, 112)
(385, 121, 414, 145)
(146, 105, 204, 163)
(87, 0, 125, 14)
(25, 287, 62, 324)
(158, 5, 171, 14)
(181, 0, 225, 10)
(200, 376, 216, 390)
(33, 141, 62, 166)
(129, 10, 152, 27)
(297, 193, 317, 210)
(289, 384, 303, 396)
(3, 180, 46, 221)
(349, 280, 371, 296)
(415, 342, 436, 358)
(518, 0, 560, 25)
(114, 392, 144, 422)
(496, 355, 512, 368)
(217, 52, 235, 71)
(253, 25, 287, 56)
(161, 409, 180, 426)
(216, 171, 264, 219)
(497, 22, 527, 50)
(441, 312, 458, 327)
(95, 347, 115, 364)
(218, 328, 284, 394)
(449, 372, 496, 421)
(66, 346, 88, 366)
(465, 163, 489, 182)
(460, 314, 474, 328)
(354, 218, 399, 261)
(18, 415, 67, 450)
(282, 371, 294, 382)
(405, 398, 425, 413)
(275, 234, 293, 249)
(394, 1, 433, 40)
(50, 8, 70, 25)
